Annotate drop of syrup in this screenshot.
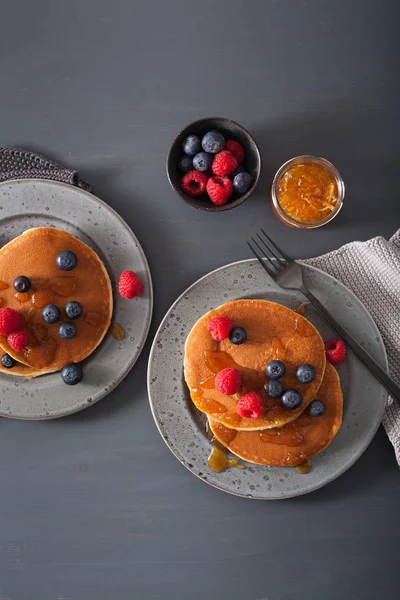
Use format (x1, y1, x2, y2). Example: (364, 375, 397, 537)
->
(295, 460, 311, 474)
(207, 440, 245, 473)
(108, 323, 125, 340)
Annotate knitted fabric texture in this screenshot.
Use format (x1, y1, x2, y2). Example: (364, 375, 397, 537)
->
(0, 146, 91, 191)
(305, 231, 400, 465)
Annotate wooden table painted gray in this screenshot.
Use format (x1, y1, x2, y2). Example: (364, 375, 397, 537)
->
(0, 1, 399, 598)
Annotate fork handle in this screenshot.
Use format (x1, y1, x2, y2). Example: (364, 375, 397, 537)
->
(301, 286, 400, 403)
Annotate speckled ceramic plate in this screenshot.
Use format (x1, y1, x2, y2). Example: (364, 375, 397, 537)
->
(148, 259, 387, 499)
(0, 179, 153, 419)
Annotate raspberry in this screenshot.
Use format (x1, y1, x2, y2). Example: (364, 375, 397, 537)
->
(207, 316, 232, 341)
(7, 329, 30, 352)
(325, 339, 346, 366)
(118, 270, 144, 299)
(215, 368, 242, 395)
(0, 308, 23, 336)
(207, 176, 233, 206)
(225, 140, 245, 164)
(181, 170, 207, 197)
(237, 391, 264, 419)
(212, 150, 238, 176)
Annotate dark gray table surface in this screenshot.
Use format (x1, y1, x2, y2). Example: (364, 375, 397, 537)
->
(1, 1, 399, 598)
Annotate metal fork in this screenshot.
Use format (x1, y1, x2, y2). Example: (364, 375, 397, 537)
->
(247, 228, 400, 402)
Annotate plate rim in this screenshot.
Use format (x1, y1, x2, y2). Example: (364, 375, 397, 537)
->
(147, 258, 388, 499)
(0, 178, 153, 419)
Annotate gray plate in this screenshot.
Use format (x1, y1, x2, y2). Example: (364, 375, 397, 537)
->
(148, 259, 387, 499)
(0, 179, 153, 419)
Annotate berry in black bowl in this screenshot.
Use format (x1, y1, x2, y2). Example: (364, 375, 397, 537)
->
(167, 117, 260, 212)
(178, 156, 193, 173)
(182, 135, 201, 157)
(201, 130, 225, 154)
(193, 152, 213, 172)
(233, 172, 252, 195)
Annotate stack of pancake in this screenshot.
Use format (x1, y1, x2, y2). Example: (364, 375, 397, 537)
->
(0, 227, 112, 378)
(184, 300, 343, 468)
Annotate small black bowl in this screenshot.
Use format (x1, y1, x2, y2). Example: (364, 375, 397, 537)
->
(167, 117, 261, 212)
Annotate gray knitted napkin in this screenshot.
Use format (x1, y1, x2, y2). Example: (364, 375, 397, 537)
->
(305, 231, 400, 465)
(0, 146, 91, 191)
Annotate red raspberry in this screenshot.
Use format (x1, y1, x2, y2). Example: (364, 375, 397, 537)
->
(237, 391, 264, 419)
(225, 140, 245, 164)
(118, 270, 144, 299)
(7, 329, 30, 352)
(0, 308, 23, 336)
(181, 170, 207, 197)
(215, 368, 242, 395)
(325, 339, 346, 366)
(207, 316, 232, 341)
(207, 176, 233, 206)
(212, 150, 238, 176)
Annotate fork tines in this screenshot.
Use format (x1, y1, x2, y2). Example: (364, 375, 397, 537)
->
(247, 228, 291, 279)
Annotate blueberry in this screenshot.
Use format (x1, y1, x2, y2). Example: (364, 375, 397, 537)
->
(13, 276, 31, 293)
(266, 360, 286, 379)
(59, 321, 77, 339)
(201, 130, 225, 154)
(296, 363, 316, 384)
(229, 327, 247, 345)
(65, 301, 83, 320)
(182, 135, 201, 157)
(281, 389, 303, 410)
(193, 152, 213, 172)
(233, 164, 246, 177)
(61, 363, 83, 385)
(56, 250, 77, 271)
(233, 172, 252, 195)
(178, 155, 193, 173)
(1, 353, 16, 369)
(42, 304, 61, 324)
(265, 379, 283, 398)
(307, 400, 325, 417)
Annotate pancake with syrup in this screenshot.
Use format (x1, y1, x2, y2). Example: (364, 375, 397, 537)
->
(209, 363, 342, 466)
(184, 299, 326, 430)
(0, 227, 112, 375)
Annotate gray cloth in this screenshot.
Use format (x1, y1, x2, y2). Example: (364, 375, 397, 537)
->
(306, 231, 400, 465)
(0, 146, 91, 192)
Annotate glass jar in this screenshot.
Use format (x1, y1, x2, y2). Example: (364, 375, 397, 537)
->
(270, 155, 345, 229)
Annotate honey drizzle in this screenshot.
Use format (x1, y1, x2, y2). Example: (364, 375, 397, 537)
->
(108, 322, 125, 340)
(207, 440, 245, 473)
(295, 460, 311, 474)
(293, 301, 311, 316)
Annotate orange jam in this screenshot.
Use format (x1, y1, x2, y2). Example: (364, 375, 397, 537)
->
(277, 162, 338, 223)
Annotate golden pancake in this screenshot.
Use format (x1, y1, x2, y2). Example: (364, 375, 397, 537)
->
(184, 299, 326, 430)
(209, 363, 343, 466)
(0, 227, 113, 375)
(0, 359, 37, 378)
